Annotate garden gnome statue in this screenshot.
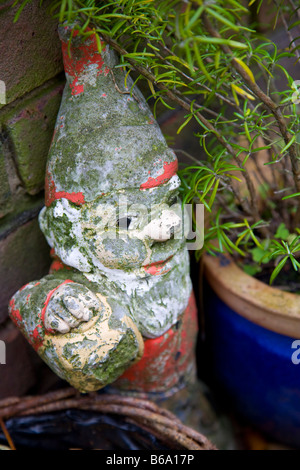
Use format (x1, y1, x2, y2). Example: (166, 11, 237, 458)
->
(9, 26, 199, 399)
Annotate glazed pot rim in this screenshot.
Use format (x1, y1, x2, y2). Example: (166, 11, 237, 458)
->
(203, 250, 300, 338)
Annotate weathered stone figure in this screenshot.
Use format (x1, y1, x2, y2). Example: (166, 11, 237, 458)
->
(9, 25, 198, 397)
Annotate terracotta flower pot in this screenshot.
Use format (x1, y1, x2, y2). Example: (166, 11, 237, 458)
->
(202, 251, 300, 447)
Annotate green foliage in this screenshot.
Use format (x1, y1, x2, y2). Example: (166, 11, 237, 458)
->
(13, 0, 300, 286)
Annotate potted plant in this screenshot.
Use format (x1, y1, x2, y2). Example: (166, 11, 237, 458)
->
(14, 0, 300, 446)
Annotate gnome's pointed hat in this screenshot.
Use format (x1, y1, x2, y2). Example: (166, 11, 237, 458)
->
(45, 25, 178, 207)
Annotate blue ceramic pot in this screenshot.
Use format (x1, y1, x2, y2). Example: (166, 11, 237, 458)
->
(203, 252, 300, 448)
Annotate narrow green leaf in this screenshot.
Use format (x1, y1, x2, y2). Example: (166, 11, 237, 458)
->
(208, 179, 220, 208)
(227, 0, 249, 12)
(280, 134, 296, 155)
(270, 256, 288, 284)
(282, 192, 300, 200)
(193, 43, 213, 82)
(186, 5, 205, 30)
(14, 0, 30, 22)
(206, 7, 240, 31)
(177, 115, 193, 134)
(192, 36, 248, 49)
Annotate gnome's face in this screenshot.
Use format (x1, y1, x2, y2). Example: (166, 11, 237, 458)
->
(82, 174, 185, 272)
(40, 174, 186, 276)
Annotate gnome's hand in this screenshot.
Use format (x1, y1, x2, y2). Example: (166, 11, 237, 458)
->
(44, 283, 101, 333)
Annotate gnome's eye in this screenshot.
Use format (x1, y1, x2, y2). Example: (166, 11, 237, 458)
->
(117, 217, 132, 229)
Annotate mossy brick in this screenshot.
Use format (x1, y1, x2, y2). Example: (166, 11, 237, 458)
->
(0, 140, 12, 217)
(3, 81, 64, 195)
(0, 217, 51, 323)
(0, 0, 63, 107)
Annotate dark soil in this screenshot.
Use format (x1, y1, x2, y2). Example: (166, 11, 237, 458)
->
(254, 263, 300, 294)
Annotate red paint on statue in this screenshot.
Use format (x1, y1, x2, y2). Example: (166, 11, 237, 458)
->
(143, 265, 171, 276)
(143, 256, 173, 275)
(9, 298, 23, 327)
(61, 30, 106, 96)
(19, 283, 30, 291)
(116, 291, 198, 393)
(45, 171, 85, 206)
(49, 250, 71, 273)
(49, 260, 65, 272)
(50, 259, 72, 273)
(30, 325, 44, 351)
(140, 160, 178, 190)
(72, 82, 84, 96)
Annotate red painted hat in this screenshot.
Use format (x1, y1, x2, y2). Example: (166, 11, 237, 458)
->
(45, 25, 178, 207)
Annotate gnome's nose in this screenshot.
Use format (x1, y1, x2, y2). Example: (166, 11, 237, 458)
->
(142, 210, 181, 242)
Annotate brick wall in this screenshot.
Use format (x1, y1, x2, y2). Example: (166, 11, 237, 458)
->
(0, 0, 65, 397)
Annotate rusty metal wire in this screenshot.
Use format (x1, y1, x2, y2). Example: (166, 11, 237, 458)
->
(0, 387, 217, 451)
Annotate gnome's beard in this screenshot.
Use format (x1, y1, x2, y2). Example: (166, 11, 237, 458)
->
(84, 243, 192, 338)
